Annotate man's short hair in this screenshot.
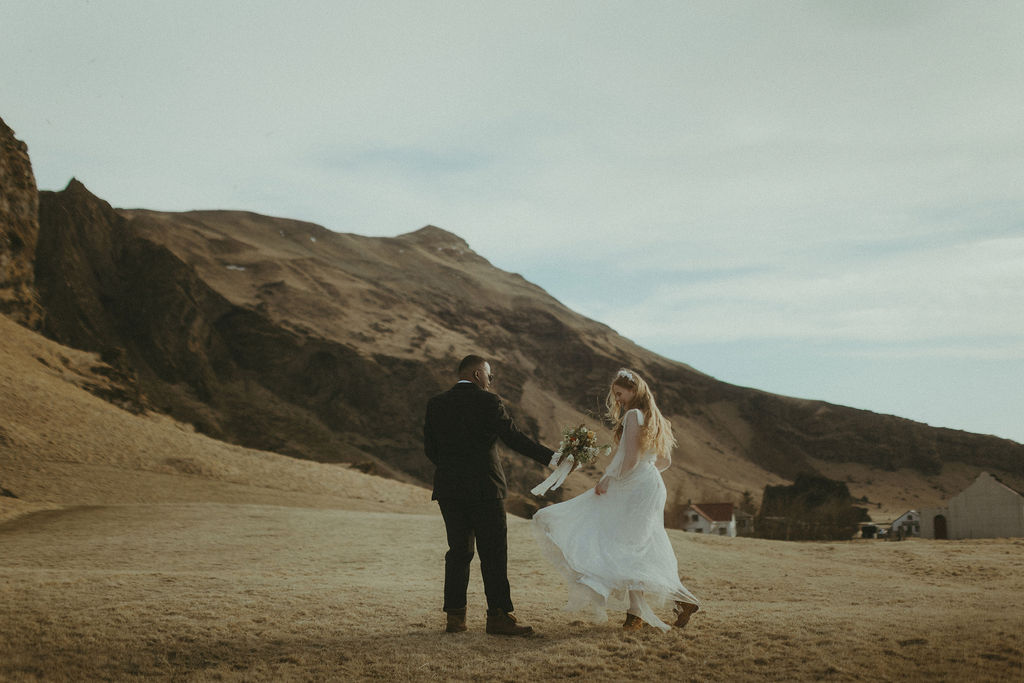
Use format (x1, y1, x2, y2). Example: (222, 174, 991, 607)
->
(458, 354, 487, 375)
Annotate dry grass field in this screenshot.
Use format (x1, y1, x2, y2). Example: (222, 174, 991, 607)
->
(2, 316, 1023, 681)
(2, 505, 1023, 682)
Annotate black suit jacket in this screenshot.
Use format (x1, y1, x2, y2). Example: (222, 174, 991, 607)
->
(424, 382, 553, 501)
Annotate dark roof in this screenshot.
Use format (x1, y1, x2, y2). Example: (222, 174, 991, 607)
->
(689, 502, 735, 522)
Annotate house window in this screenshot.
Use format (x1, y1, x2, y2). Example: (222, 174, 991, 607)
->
(718, 528, 727, 535)
(691, 514, 699, 522)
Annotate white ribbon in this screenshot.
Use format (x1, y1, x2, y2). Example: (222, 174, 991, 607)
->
(531, 454, 575, 496)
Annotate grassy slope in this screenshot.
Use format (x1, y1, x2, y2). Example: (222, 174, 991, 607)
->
(0, 314, 433, 525)
(1, 504, 1022, 681)
(3, 314, 1024, 680)
(115, 209, 1023, 522)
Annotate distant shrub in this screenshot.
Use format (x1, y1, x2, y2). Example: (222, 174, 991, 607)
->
(755, 474, 869, 541)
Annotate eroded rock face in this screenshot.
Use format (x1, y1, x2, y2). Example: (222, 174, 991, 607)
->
(21, 131, 1024, 517)
(0, 117, 42, 327)
(34, 181, 426, 487)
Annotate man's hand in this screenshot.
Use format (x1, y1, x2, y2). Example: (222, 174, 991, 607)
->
(595, 477, 610, 495)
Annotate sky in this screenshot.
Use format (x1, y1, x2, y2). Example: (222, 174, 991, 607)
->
(3, 1, 1023, 443)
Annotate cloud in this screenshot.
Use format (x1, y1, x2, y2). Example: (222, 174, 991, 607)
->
(4, 0, 1023, 441)
(596, 235, 1024, 349)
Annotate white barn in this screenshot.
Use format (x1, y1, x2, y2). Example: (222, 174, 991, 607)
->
(920, 472, 1024, 540)
(680, 503, 737, 537)
(890, 510, 920, 538)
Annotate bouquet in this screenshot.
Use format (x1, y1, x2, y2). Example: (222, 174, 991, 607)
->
(531, 424, 610, 496)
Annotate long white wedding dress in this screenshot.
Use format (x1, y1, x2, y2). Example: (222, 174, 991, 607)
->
(532, 409, 700, 631)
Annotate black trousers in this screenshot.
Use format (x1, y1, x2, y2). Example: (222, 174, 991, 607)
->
(437, 497, 513, 614)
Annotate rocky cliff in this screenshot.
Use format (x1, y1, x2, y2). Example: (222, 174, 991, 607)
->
(34, 183, 421, 480)
(0, 117, 42, 327)
(38, 185, 1024, 504)
(5, 119, 1022, 519)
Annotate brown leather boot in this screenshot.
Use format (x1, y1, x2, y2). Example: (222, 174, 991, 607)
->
(622, 613, 645, 630)
(673, 601, 699, 628)
(485, 609, 534, 636)
(445, 608, 467, 633)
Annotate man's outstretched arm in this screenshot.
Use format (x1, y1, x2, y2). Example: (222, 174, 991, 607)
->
(492, 397, 553, 466)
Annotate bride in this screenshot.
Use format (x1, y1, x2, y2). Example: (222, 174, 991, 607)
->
(532, 368, 700, 631)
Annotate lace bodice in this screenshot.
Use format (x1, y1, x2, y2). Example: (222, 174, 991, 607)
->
(603, 409, 670, 479)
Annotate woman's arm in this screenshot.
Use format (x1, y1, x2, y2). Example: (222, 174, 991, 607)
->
(655, 452, 671, 472)
(619, 409, 642, 474)
(596, 410, 642, 495)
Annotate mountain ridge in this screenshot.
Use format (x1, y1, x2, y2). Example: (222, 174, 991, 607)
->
(2, 115, 1021, 521)
(36, 182, 1024, 516)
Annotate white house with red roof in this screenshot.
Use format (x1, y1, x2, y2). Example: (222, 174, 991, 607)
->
(680, 502, 737, 537)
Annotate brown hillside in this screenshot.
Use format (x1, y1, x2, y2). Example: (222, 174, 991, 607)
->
(2, 294, 1021, 681)
(0, 313, 433, 526)
(28, 182, 1024, 520)
(0, 111, 1017, 520)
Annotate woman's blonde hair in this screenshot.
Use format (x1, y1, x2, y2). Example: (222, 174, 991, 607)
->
(605, 368, 677, 458)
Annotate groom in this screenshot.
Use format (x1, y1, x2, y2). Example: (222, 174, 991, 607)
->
(423, 354, 555, 636)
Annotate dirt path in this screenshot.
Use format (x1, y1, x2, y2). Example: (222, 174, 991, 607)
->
(1, 503, 1022, 681)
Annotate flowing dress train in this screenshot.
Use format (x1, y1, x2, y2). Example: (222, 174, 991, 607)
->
(532, 409, 699, 631)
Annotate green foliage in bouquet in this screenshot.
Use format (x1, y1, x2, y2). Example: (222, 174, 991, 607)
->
(556, 424, 610, 466)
